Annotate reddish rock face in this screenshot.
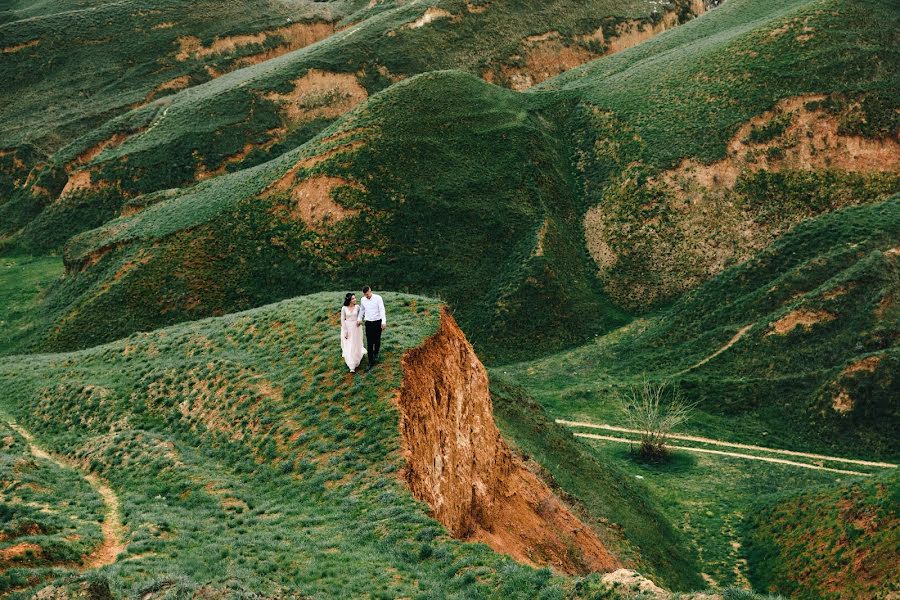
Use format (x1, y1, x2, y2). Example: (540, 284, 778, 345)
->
(398, 308, 619, 574)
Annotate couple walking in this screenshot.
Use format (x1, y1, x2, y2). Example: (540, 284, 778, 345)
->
(340, 286, 386, 373)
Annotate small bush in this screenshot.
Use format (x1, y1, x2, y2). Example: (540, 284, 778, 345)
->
(617, 379, 695, 460)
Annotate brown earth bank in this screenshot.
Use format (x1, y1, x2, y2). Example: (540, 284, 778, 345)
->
(398, 308, 619, 574)
(484, 0, 706, 91)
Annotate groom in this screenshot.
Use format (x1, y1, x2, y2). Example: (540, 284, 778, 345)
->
(357, 286, 386, 371)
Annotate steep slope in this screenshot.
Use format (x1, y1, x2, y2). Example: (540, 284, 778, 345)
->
(33, 72, 626, 361)
(507, 197, 900, 460)
(745, 471, 899, 599)
(538, 0, 899, 309)
(2, 0, 708, 250)
(0, 292, 684, 597)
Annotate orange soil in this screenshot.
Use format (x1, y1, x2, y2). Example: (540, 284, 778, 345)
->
(0, 542, 42, 562)
(264, 70, 369, 123)
(768, 308, 835, 335)
(488, 3, 703, 91)
(2, 40, 39, 53)
(585, 95, 900, 308)
(659, 95, 900, 197)
(265, 139, 366, 196)
(72, 133, 131, 166)
(280, 175, 363, 230)
(398, 310, 619, 574)
(605, 11, 681, 55)
(175, 21, 334, 62)
(841, 355, 882, 376)
(59, 170, 96, 197)
(141, 75, 192, 103)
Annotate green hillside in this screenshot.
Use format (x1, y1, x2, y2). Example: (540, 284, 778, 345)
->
(25, 72, 627, 362)
(502, 198, 899, 459)
(0, 292, 697, 597)
(1, 0, 897, 596)
(9, 0, 894, 367)
(2, 0, 704, 251)
(539, 0, 899, 309)
(746, 471, 899, 599)
(496, 198, 898, 592)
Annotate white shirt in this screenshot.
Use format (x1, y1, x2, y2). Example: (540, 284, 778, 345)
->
(358, 293, 386, 324)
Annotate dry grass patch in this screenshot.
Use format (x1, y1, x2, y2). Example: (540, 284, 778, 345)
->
(404, 7, 456, 29)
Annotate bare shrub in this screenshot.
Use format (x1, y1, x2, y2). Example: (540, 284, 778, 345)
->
(618, 379, 695, 460)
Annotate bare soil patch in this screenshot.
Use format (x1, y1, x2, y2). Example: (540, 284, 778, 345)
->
(405, 7, 456, 29)
(279, 176, 363, 231)
(176, 21, 334, 62)
(265, 70, 368, 124)
(768, 308, 835, 335)
(2, 40, 39, 53)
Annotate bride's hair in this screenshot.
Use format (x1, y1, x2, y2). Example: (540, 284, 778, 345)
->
(343, 292, 354, 307)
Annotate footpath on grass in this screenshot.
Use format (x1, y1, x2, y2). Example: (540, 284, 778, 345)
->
(556, 419, 897, 477)
(4, 418, 127, 569)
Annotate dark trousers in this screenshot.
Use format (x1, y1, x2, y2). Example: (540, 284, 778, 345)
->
(364, 320, 382, 365)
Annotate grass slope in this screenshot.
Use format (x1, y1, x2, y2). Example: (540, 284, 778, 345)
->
(0, 0, 354, 154)
(745, 471, 899, 599)
(502, 197, 900, 460)
(0, 291, 680, 598)
(3, 0, 696, 250)
(0, 420, 105, 588)
(490, 381, 705, 591)
(0, 293, 518, 596)
(15, 0, 895, 367)
(496, 197, 898, 591)
(28, 72, 626, 362)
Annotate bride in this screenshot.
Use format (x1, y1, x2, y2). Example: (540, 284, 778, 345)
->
(340, 292, 366, 373)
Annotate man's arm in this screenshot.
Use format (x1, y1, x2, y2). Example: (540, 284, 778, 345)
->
(357, 300, 365, 323)
(379, 296, 386, 327)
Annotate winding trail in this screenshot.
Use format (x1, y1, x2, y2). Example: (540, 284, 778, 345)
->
(4, 419, 126, 569)
(675, 323, 755, 376)
(557, 419, 897, 473)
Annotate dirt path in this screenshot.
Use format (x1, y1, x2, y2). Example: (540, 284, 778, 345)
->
(571, 432, 872, 476)
(5, 419, 127, 569)
(556, 419, 897, 469)
(675, 323, 754, 375)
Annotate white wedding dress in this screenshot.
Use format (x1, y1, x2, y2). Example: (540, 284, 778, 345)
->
(341, 305, 366, 371)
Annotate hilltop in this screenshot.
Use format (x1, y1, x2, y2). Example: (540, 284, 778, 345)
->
(0, 292, 703, 596)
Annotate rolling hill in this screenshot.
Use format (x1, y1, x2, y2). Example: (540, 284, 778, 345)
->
(1, 0, 897, 596)
(1, 0, 708, 251)
(11, 0, 895, 366)
(0, 292, 700, 597)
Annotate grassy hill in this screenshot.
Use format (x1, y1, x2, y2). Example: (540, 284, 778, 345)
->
(495, 197, 898, 592)
(538, 0, 899, 309)
(2, 0, 706, 251)
(0, 292, 707, 597)
(24, 71, 627, 362)
(8, 0, 894, 367)
(745, 471, 899, 599)
(501, 197, 899, 459)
